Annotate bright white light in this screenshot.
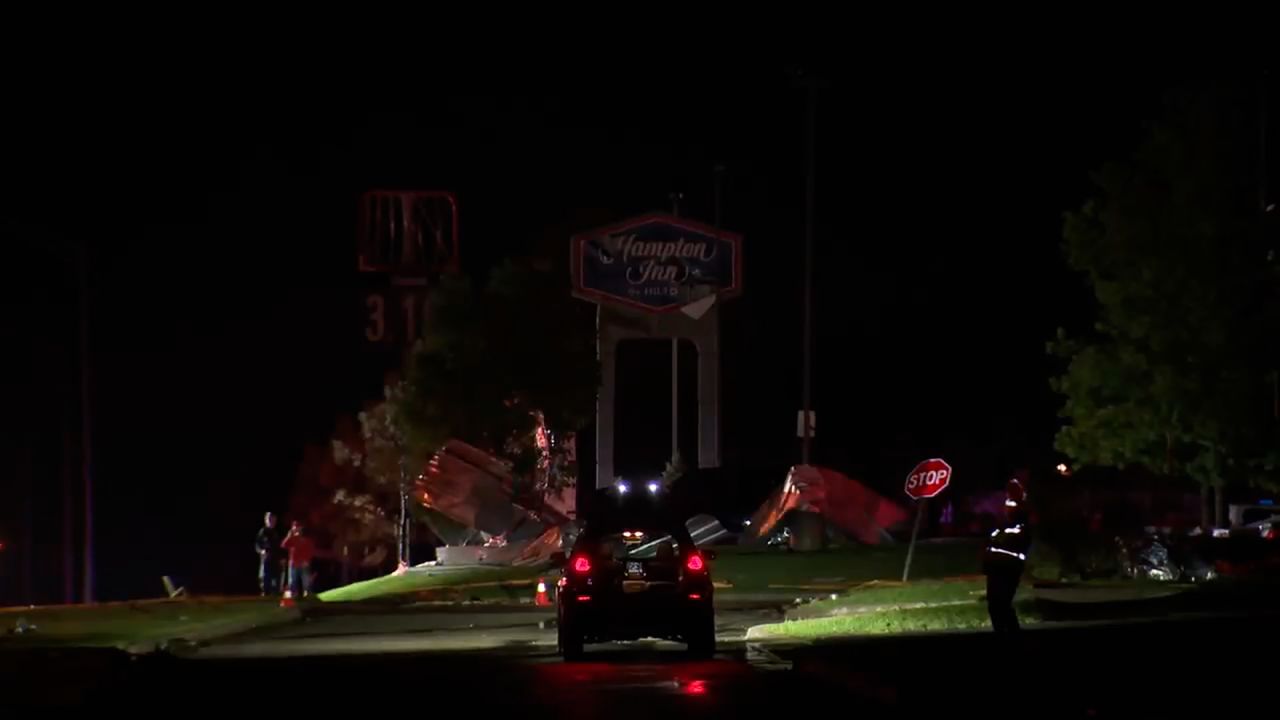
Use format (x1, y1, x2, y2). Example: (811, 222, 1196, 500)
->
(744, 520, 752, 526)
(616, 481, 630, 494)
(989, 547, 1026, 561)
(646, 481, 660, 494)
(1056, 463, 1069, 475)
(830, 593, 838, 600)
(1005, 499, 1019, 508)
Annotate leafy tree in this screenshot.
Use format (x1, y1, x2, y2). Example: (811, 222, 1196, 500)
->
(333, 382, 430, 565)
(398, 255, 598, 504)
(290, 418, 399, 580)
(1052, 84, 1279, 522)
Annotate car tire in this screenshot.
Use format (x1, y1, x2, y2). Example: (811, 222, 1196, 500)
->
(559, 621, 584, 661)
(686, 619, 715, 659)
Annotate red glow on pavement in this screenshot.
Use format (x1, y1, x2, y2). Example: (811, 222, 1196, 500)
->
(685, 679, 708, 695)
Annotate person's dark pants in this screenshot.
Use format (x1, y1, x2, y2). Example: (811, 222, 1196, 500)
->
(289, 563, 313, 597)
(259, 559, 281, 595)
(985, 564, 1023, 632)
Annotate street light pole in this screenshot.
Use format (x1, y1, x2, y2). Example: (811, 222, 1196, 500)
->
(1260, 70, 1278, 421)
(669, 192, 684, 468)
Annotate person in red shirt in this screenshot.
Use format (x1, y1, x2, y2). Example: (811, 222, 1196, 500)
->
(281, 521, 317, 597)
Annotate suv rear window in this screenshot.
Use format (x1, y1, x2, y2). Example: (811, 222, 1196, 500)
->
(586, 531, 684, 560)
(575, 521, 694, 560)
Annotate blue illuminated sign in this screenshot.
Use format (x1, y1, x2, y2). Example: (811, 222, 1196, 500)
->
(572, 213, 742, 312)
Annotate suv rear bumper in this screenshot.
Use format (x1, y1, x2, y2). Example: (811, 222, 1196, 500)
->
(560, 592, 713, 642)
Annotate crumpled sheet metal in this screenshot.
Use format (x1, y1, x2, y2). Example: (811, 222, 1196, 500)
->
(742, 465, 910, 545)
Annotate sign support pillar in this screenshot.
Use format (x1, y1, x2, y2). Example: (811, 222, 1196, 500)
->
(594, 304, 723, 487)
(901, 457, 953, 582)
(901, 500, 927, 582)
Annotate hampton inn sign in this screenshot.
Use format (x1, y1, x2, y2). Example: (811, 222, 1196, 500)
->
(571, 213, 742, 313)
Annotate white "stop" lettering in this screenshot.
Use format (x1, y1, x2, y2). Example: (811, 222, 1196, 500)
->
(907, 469, 948, 490)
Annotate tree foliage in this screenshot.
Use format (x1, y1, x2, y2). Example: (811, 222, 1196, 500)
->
(398, 256, 598, 496)
(337, 382, 424, 494)
(1052, 84, 1279, 491)
(290, 418, 396, 561)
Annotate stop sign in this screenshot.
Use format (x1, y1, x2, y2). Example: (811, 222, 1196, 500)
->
(904, 458, 952, 500)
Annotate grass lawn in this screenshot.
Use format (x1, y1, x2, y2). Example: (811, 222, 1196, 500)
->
(318, 565, 544, 603)
(759, 600, 1040, 638)
(711, 540, 981, 591)
(317, 541, 982, 603)
(751, 572, 1043, 638)
(791, 579, 986, 618)
(0, 597, 289, 649)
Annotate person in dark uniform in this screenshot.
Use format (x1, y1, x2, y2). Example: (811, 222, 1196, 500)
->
(983, 480, 1030, 632)
(255, 512, 283, 595)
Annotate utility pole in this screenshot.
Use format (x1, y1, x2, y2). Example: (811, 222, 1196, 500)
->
(20, 441, 34, 605)
(79, 242, 94, 604)
(800, 76, 818, 465)
(1261, 70, 1278, 421)
(62, 389, 75, 603)
(784, 70, 825, 553)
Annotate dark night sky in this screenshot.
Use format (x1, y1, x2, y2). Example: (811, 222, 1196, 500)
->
(0, 53, 1209, 601)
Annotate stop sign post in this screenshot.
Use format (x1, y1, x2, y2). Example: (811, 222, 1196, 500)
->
(901, 458, 952, 582)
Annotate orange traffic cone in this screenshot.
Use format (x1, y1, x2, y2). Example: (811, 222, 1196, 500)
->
(534, 578, 551, 607)
(280, 587, 295, 609)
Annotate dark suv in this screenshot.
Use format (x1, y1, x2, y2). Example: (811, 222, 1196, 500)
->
(557, 516, 715, 660)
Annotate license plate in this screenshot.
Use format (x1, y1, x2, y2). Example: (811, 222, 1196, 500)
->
(626, 561, 644, 576)
(622, 580, 648, 593)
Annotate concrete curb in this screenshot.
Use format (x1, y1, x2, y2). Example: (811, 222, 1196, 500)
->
(124, 606, 302, 655)
(745, 623, 794, 641)
(786, 598, 979, 621)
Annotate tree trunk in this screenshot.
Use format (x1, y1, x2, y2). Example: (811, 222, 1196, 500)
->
(340, 544, 351, 586)
(1214, 483, 1224, 529)
(1200, 481, 1211, 531)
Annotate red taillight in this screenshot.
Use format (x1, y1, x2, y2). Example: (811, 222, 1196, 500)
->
(685, 553, 705, 572)
(576, 595, 591, 602)
(572, 555, 592, 573)
(688, 593, 702, 600)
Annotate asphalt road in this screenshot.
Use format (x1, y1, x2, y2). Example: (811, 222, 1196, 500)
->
(194, 600, 784, 658)
(3, 601, 1279, 714)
